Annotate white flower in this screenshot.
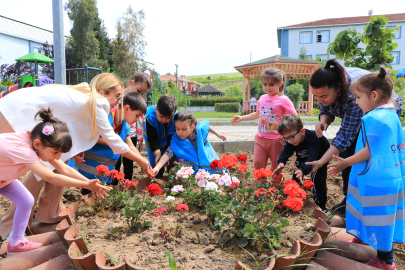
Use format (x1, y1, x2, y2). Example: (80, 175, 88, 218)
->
(205, 181, 219, 191)
(231, 177, 240, 185)
(165, 196, 176, 202)
(196, 169, 211, 182)
(171, 185, 184, 193)
(197, 179, 207, 188)
(210, 174, 221, 183)
(218, 173, 231, 186)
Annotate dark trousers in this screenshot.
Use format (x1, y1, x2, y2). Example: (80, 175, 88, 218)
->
(292, 159, 328, 209)
(155, 155, 177, 178)
(115, 137, 138, 180)
(339, 131, 360, 195)
(378, 249, 394, 265)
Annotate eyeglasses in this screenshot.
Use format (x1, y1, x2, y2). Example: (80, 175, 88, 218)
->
(281, 130, 300, 142)
(114, 93, 122, 102)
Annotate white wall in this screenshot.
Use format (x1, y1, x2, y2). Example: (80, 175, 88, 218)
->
(287, 22, 405, 68)
(0, 33, 29, 65)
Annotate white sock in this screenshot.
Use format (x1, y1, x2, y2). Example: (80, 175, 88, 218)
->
(6, 230, 12, 241)
(10, 238, 22, 247)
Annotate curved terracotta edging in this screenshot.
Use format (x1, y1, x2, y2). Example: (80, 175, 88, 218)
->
(124, 256, 149, 270)
(303, 200, 322, 211)
(29, 221, 60, 235)
(64, 224, 88, 253)
(56, 218, 72, 239)
(329, 227, 353, 241)
(0, 231, 61, 254)
(272, 240, 300, 270)
(234, 256, 275, 270)
(314, 218, 331, 240)
(96, 249, 126, 270)
(321, 238, 376, 262)
(312, 208, 329, 221)
(68, 241, 98, 270)
(315, 250, 376, 270)
(294, 232, 322, 270)
(327, 215, 345, 227)
(30, 254, 73, 270)
(134, 177, 152, 191)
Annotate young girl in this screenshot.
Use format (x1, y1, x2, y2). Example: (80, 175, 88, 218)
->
(0, 108, 111, 255)
(152, 111, 226, 174)
(75, 92, 147, 185)
(231, 68, 296, 184)
(328, 67, 404, 270)
(123, 70, 153, 95)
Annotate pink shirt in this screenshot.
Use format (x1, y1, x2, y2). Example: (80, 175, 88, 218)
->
(0, 132, 40, 188)
(257, 94, 296, 139)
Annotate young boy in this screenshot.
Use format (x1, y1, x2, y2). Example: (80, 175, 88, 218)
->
(274, 114, 330, 214)
(144, 95, 177, 177)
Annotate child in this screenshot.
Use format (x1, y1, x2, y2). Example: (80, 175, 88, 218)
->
(115, 115, 145, 180)
(0, 108, 111, 255)
(75, 92, 147, 184)
(274, 114, 330, 213)
(328, 67, 404, 269)
(231, 68, 296, 183)
(144, 95, 178, 177)
(123, 70, 153, 95)
(152, 110, 226, 174)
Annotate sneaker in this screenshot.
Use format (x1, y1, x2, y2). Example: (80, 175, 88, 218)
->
(331, 197, 346, 214)
(7, 238, 44, 256)
(366, 257, 396, 270)
(348, 236, 368, 245)
(322, 208, 331, 216)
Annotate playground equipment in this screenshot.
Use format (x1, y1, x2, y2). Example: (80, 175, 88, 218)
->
(67, 64, 102, 84)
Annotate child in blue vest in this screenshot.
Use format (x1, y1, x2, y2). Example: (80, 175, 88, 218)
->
(74, 92, 147, 186)
(144, 95, 178, 177)
(152, 110, 226, 175)
(328, 67, 404, 270)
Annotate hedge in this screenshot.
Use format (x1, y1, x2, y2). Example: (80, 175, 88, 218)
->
(214, 102, 240, 113)
(189, 96, 242, 106)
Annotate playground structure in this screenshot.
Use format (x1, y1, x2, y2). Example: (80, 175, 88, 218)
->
(67, 64, 102, 84)
(234, 55, 322, 115)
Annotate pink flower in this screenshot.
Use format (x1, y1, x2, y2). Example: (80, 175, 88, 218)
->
(136, 129, 142, 135)
(171, 185, 184, 193)
(42, 125, 54, 136)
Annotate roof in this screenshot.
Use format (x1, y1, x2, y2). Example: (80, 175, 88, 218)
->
(0, 14, 67, 44)
(198, 84, 225, 94)
(278, 13, 405, 29)
(16, 52, 54, 63)
(235, 55, 319, 69)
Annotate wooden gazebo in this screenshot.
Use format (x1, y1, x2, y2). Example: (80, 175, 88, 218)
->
(234, 55, 322, 115)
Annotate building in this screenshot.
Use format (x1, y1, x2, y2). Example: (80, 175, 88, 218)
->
(160, 73, 202, 93)
(197, 84, 225, 96)
(277, 13, 405, 68)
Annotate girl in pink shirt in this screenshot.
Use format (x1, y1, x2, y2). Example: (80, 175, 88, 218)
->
(231, 68, 296, 184)
(0, 108, 111, 256)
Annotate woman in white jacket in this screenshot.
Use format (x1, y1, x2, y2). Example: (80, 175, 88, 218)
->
(0, 73, 152, 240)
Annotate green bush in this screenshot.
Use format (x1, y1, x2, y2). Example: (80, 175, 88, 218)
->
(214, 102, 240, 113)
(189, 96, 242, 106)
(286, 83, 305, 109)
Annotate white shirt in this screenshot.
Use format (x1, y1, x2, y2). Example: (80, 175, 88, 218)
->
(250, 97, 257, 106)
(0, 85, 130, 180)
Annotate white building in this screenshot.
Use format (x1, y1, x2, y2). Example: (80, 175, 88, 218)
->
(277, 13, 405, 68)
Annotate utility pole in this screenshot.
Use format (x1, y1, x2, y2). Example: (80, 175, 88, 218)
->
(175, 64, 179, 101)
(52, 0, 66, 84)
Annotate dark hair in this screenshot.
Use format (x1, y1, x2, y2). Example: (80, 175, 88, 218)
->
(121, 92, 147, 114)
(261, 68, 286, 95)
(174, 110, 197, 126)
(278, 114, 303, 135)
(157, 95, 177, 117)
(31, 108, 72, 153)
(129, 71, 153, 89)
(352, 66, 393, 103)
(310, 59, 348, 103)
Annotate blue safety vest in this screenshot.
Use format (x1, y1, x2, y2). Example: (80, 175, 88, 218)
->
(170, 120, 218, 173)
(144, 105, 177, 167)
(346, 108, 405, 251)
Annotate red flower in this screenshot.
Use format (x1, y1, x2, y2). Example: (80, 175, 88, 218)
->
(122, 179, 137, 190)
(236, 154, 248, 163)
(96, 165, 109, 176)
(229, 182, 240, 188)
(153, 207, 167, 217)
(282, 180, 306, 199)
(283, 197, 304, 211)
(116, 172, 125, 181)
(177, 204, 189, 211)
(179, 159, 184, 162)
(304, 180, 315, 188)
(210, 160, 220, 170)
(106, 170, 118, 178)
(218, 155, 238, 169)
(146, 183, 163, 197)
(237, 163, 249, 172)
(255, 188, 267, 197)
(253, 168, 274, 178)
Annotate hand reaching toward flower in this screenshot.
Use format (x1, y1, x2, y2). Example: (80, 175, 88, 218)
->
(328, 155, 348, 176)
(294, 167, 303, 183)
(273, 163, 284, 175)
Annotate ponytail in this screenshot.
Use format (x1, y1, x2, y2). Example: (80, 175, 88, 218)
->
(310, 59, 348, 103)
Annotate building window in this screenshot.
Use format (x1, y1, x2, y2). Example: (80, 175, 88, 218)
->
(316, 54, 329, 61)
(317, 30, 330, 43)
(35, 48, 44, 54)
(299, 31, 312, 44)
(392, 51, 400, 65)
(387, 26, 401, 39)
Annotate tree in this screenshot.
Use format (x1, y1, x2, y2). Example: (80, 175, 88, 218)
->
(298, 46, 308, 60)
(225, 85, 242, 98)
(328, 15, 398, 70)
(0, 62, 32, 83)
(286, 83, 305, 109)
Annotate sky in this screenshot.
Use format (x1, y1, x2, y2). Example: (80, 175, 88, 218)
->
(1, 0, 402, 76)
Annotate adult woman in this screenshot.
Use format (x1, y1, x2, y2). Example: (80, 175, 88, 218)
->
(0, 73, 152, 240)
(306, 59, 402, 214)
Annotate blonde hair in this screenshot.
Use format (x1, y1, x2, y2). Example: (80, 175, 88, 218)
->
(45, 73, 123, 140)
(261, 68, 286, 95)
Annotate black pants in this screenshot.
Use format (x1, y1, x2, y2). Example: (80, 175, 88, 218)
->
(378, 249, 394, 265)
(115, 137, 138, 180)
(339, 131, 360, 195)
(155, 155, 177, 178)
(292, 159, 328, 209)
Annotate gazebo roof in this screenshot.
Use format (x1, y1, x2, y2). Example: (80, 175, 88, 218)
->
(198, 84, 225, 95)
(235, 55, 318, 70)
(16, 52, 54, 63)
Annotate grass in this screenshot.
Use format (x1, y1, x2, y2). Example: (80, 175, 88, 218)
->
(187, 72, 242, 80)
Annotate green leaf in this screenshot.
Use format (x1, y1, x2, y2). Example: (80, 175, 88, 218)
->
(280, 217, 289, 227)
(237, 237, 248, 248)
(339, 39, 346, 46)
(167, 252, 178, 270)
(143, 220, 153, 228)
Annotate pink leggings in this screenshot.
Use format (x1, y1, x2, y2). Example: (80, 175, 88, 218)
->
(253, 135, 284, 171)
(0, 180, 34, 242)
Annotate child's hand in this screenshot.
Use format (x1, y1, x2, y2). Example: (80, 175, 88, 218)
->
(154, 150, 162, 165)
(273, 163, 284, 175)
(305, 160, 322, 174)
(230, 116, 242, 125)
(218, 133, 227, 141)
(278, 138, 286, 146)
(152, 167, 160, 176)
(327, 155, 347, 176)
(294, 167, 303, 183)
(139, 158, 153, 178)
(86, 180, 112, 199)
(138, 141, 143, 152)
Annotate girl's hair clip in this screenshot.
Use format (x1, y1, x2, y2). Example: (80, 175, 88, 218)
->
(143, 70, 152, 78)
(42, 125, 54, 136)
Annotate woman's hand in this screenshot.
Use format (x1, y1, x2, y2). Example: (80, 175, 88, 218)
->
(86, 180, 112, 199)
(273, 163, 284, 175)
(305, 160, 322, 174)
(72, 152, 85, 163)
(231, 116, 242, 125)
(327, 155, 348, 176)
(315, 123, 329, 138)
